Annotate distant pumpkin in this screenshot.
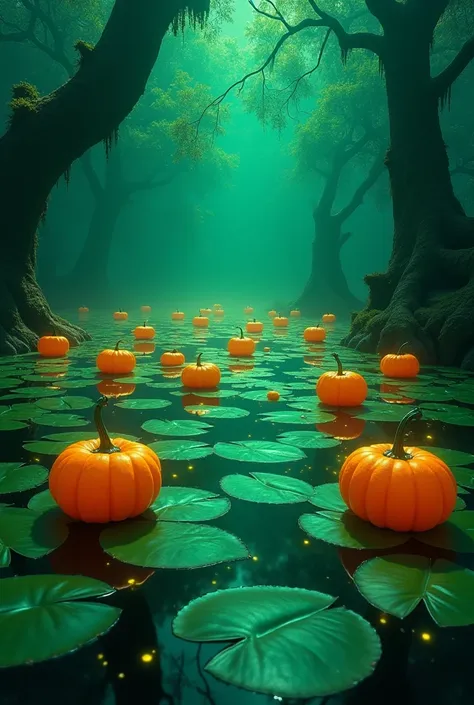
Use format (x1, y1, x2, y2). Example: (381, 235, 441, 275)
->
(267, 390, 280, 401)
(273, 314, 289, 328)
(264, 347, 271, 353)
(268, 310, 277, 318)
(200, 308, 212, 316)
(134, 342, 155, 355)
(133, 322, 155, 340)
(172, 310, 185, 321)
(213, 303, 222, 309)
(161, 349, 185, 367)
(322, 313, 336, 323)
(113, 310, 128, 321)
(214, 308, 225, 317)
(246, 319, 264, 334)
(228, 327, 256, 357)
(304, 325, 326, 343)
(316, 353, 367, 407)
(141, 305, 152, 313)
(193, 314, 209, 328)
(244, 306, 254, 315)
(380, 343, 420, 379)
(181, 353, 221, 389)
(78, 306, 89, 313)
(290, 309, 301, 318)
(37, 333, 70, 358)
(96, 340, 136, 375)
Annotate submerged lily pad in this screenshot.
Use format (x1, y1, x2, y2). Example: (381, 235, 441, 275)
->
(220, 472, 313, 504)
(0, 463, 48, 495)
(148, 440, 213, 461)
(214, 441, 305, 463)
(142, 418, 212, 437)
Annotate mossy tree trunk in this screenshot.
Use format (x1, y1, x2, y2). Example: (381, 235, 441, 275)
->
(0, 0, 209, 354)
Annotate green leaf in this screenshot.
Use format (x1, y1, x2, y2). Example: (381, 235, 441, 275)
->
(151, 487, 230, 522)
(0, 462, 48, 494)
(309, 484, 348, 512)
(0, 417, 28, 431)
(0, 542, 11, 567)
(420, 403, 474, 427)
(452, 468, 474, 489)
(278, 431, 341, 449)
(44, 431, 139, 442)
(259, 410, 335, 425)
(214, 440, 305, 463)
(142, 418, 212, 437)
(100, 520, 249, 569)
(7, 386, 63, 398)
(115, 398, 172, 410)
(184, 405, 250, 419)
(171, 389, 237, 399)
(172, 586, 381, 698)
(418, 511, 474, 553)
(0, 574, 121, 667)
(220, 472, 313, 504)
(418, 447, 474, 467)
(354, 556, 474, 626)
(238, 389, 290, 401)
(354, 402, 412, 422)
(112, 376, 152, 384)
(32, 413, 89, 428)
(23, 440, 70, 455)
(148, 440, 213, 461)
(35, 396, 94, 411)
(0, 506, 68, 558)
(451, 382, 474, 405)
(299, 511, 410, 549)
(28, 489, 59, 513)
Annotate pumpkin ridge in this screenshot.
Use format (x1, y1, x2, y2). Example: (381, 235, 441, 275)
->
(430, 461, 450, 526)
(76, 452, 96, 521)
(379, 460, 396, 529)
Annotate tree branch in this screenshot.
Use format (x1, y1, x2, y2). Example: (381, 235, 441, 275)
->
(249, 0, 291, 30)
(433, 36, 474, 101)
(334, 149, 386, 224)
(364, 0, 400, 25)
(306, 0, 383, 55)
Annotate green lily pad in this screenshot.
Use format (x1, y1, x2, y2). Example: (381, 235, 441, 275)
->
(148, 440, 213, 461)
(220, 472, 313, 504)
(0, 506, 68, 558)
(353, 402, 413, 422)
(23, 440, 71, 456)
(27, 490, 59, 513)
(34, 396, 94, 411)
(44, 431, 139, 442)
(0, 462, 48, 494)
(0, 378, 22, 389)
(100, 520, 249, 569)
(239, 389, 290, 401)
(151, 487, 230, 522)
(0, 416, 28, 431)
(420, 403, 474, 427)
(418, 511, 474, 553)
(6, 386, 63, 398)
(112, 376, 152, 384)
(299, 511, 410, 550)
(418, 447, 474, 467)
(259, 410, 335, 425)
(354, 556, 474, 626)
(277, 431, 341, 449)
(57, 380, 98, 389)
(171, 389, 237, 399)
(451, 383, 474, 405)
(115, 398, 172, 410)
(309, 484, 348, 512)
(142, 419, 213, 437)
(214, 441, 305, 463)
(172, 586, 381, 698)
(0, 574, 121, 668)
(184, 405, 250, 419)
(452, 468, 474, 489)
(32, 413, 89, 428)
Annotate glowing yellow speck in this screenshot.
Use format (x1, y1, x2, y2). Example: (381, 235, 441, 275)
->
(252, 556, 259, 562)
(303, 539, 310, 545)
(421, 632, 431, 642)
(141, 653, 153, 663)
(172, 474, 178, 479)
(188, 465, 194, 471)
(97, 653, 104, 660)
(211, 580, 217, 585)
(127, 578, 136, 585)
(102, 661, 108, 667)
(426, 434, 433, 440)
(117, 673, 125, 679)
(379, 617, 387, 624)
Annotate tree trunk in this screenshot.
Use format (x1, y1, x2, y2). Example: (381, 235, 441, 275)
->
(343, 11, 474, 369)
(0, 0, 208, 354)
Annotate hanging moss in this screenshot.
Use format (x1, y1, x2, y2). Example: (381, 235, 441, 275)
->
(103, 126, 119, 158)
(378, 56, 385, 78)
(8, 82, 40, 128)
(439, 84, 452, 111)
(74, 40, 95, 68)
(64, 165, 71, 188)
(171, 0, 210, 35)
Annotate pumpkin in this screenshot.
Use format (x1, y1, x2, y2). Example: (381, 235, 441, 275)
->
(133, 321, 155, 340)
(246, 319, 263, 334)
(134, 342, 155, 355)
(141, 305, 152, 313)
(316, 353, 367, 407)
(214, 308, 225, 317)
(213, 303, 222, 309)
(193, 314, 209, 328)
(228, 327, 256, 357)
(113, 310, 128, 321)
(322, 313, 336, 323)
(181, 353, 221, 389)
(200, 307, 212, 315)
(78, 306, 89, 313)
(273, 314, 289, 328)
(264, 347, 271, 353)
(316, 412, 366, 440)
(49, 396, 161, 523)
(172, 310, 185, 321)
(96, 380, 136, 398)
(267, 390, 280, 402)
(244, 306, 254, 315)
(380, 342, 420, 378)
(37, 333, 70, 358)
(268, 310, 277, 318)
(161, 349, 185, 367)
(339, 407, 457, 532)
(96, 340, 136, 375)
(304, 325, 326, 343)
(290, 309, 301, 318)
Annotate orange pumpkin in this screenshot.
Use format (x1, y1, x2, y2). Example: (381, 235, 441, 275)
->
(200, 307, 212, 315)
(96, 340, 136, 375)
(214, 308, 225, 317)
(141, 305, 152, 313)
(316, 412, 366, 440)
(193, 314, 209, 328)
(181, 353, 221, 389)
(246, 319, 263, 334)
(290, 309, 301, 318)
(172, 310, 185, 321)
(267, 390, 280, 401)
(380, 342, 420, 378)
(96, 380, 136, 398)
(244, 306, 254, 315)
(133, 322, 155, 340)
(78, 306, 89, 313)
(339, 408, 457, 532)
(113, 310, 128, 321)
(134, 342, 155, 355)
(273, 314, 289, 328)
(160, 349, 185, 367)
(316, 353, 367, 407)
(322, 313, 336, 323)
(268, 310, 277, 318)
(304, 325, 326, 343)
(228, 327, 256, 357)
(213, 303, 222, 309)
(49, 397, 161, 523)
(37, 333, 70, 358)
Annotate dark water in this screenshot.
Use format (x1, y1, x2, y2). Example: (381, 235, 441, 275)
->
(1, 308, 473, 705)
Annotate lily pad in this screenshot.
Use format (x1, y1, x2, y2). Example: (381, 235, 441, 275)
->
(309, 484, 348, 512)
(115, 398, 172, 410)
(0, 462, 48, 494)
(6, 386, 62, 398)
(184, 405, 250, 419)
(32, 413, 89, 428)
(214, 441, 305, 463)
(418, 511, 474, 553)
(353, 402, 413, 422)
(34, 396, 94, 411)
(452, 468, 474, 489)
(27, 489, 59, 513)
(220, 472, 313, 504)
(418, 447, 474, 467)
(43, 431, 139, 442)
(277, 431, 341, 449)
(172, 586, 381, 698)
(420, 403, 474, 427)
(299, 511, 410, 550)
(148, 440, 213, 461)
(142, 419, 212, 437)
(151, 487, 230, 522)
(0, 506, 68, 559)
(0, 417, 28, 431)
(259, 410, 335, 425)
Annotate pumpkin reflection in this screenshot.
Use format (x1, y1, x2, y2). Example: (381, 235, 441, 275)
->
(182, 393, 220, 408)
(134, 342, 155, 355)
(49, 523, 155, 590)
(304, 355, 324, 367)
(316, 411, 366, 440)
(96, 379, 136, 398)
(228, 363, 254, 374)
(161, 369, 182, 379)
(380, 383, 415, 404)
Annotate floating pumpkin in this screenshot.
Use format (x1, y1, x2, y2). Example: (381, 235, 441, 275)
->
(228, 327, 256, 357)
(200, 307, 212, 315)
(322, 313, 336, 323)
(161, 350, 185, 367)
(290, 309, 301, 318)
(181, 353, 221, 389)
(339, 408, 457, 532)
(268, 310, 277, 318)
(113, 310, 128, 321)
(316, 353, 367, 407)
(214, 308, 225, 317)
(380, 342, 420, 379)
(267, 390, 280, 401)
(96, 380, 136, 398)
(134, 342, 155, 355)
(141, 305, 152, 313)
(133, 322, 155, 340)
(78, 306, 89, 313)
(37, 332, 70, 358)
(304, 325, 326, 343)
(172, 310, 185, 321)
(96, 340, 136, 375)
(193, 314, 209, 328)
(49, 396, 161, 523)
(244, 306, 254, 315)
(316, 412, 366, 440)
(273, 314, 289, 328)
(246, 319, 263, 334)
(213, 303, 222, 309)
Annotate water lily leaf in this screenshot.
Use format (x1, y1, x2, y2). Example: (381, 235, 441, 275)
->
(0, 462, 48, 494)
(100, 520, 249, 569)
(0, 574, 120, 667)
(23, 440, 71, 455)
(171, 389, 237, 399)
(7, 386, 62, 398)
(0, 378, 22, 389)
(220, 472, 313, 504)
(0, 541, 10, 567)
(278, 431, 341, 449)
(115, 398, 172, 410)
(32, 413, 89, 428)
(112, 376, 152, 384)
(142, 418, 212, 437)
(151, 487, 230, 522)
(34, 396, 94, 411)
(309, 484, 348, 512)
(0, 417, 28, 431)
(354, 556, 474, 626)
(259, 410, 335, 425)
(418, 447, 474, 467)
(455, 496, 467, 511)
(44, 431, 139, 443)
(28, 489, 59, 513)
(299, 511, 410, 549)
(0, 506, 68, 558)
(452, 468, 474, 489)
(214, 441, 305, 463)
(354, 402, 412, 422)
(420, 403, 474, 427)
(418, 511, 474, 553)
(239, 389, 290, 401)
(172, 586, 381, 698)
(146, 381, 181, 389)
(184, 405, 250, 419)
(148, 440, 213, 461)
(451, 383, 474, 405)
(57, 380, 98, 389)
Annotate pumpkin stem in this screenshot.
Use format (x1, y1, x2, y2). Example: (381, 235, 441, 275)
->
(196, 353, 203, 367)
(237, 327, 245, 339)
(143, 321, 146, 327)
(397, 342, 410, 355)
(332, 353, 344, 376)
(92, 396, 120, 454)
(384, 407, 422, 461)
(114, 340, 123, 351)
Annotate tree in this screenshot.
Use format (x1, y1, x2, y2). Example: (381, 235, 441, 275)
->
(207, 0, 474, 368)
(0, 0, 210, 355)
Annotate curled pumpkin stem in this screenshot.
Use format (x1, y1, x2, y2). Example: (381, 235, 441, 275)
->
(237, 327, 245, 339)
(397, 342, 410, 355)
(93, 396, 120, 454)
(384, 407, 422, 460)
(332, 353, 344, 376)
(196, 353, 203, 367)
(114, 340, 123, 351)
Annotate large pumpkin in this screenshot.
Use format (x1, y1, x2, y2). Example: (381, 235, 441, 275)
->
(316, 353, 367, 407)
(304, 325, 326, 343)
(161, 349, 185, 367)
(96, 341, 136, 375)
(113, 310, 128, 321)
(273, 314, 289, 328)
(246, 319, 263, 334)
(380, 343, 420, 378)
(193, 314, 209, 328)
(181, 353, 221, 389)
(37, 333, 69, 358)
(172, 310, 185, 321)
(49, 396, 161, 523)
(228, 327, 256, 357)
(339, 408, 457, 532)
(133, 322, 155, 340)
